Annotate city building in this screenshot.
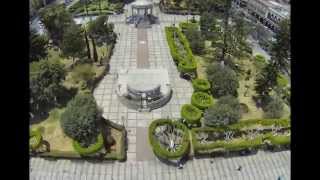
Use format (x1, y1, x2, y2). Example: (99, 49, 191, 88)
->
(232, 0, 290, 31)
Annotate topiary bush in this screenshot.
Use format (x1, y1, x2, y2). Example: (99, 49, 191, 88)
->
(72, 133, 104, 156)
(60, 93, 100, 147)
(191, 92, 214, 110)
(148, 119, 190, 160)
(178, 58, 197, 73)
(30, 129, 42, 151)
(181, 104, 202, 125)
(192, 79, 211, 92)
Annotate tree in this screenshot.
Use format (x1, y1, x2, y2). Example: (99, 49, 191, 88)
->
(61, 24, 86, 63)
(254, 63, 278, 106)
(30, 29, 49, 62)
(39, 4, 73, 46)
(87, 15, 117, 62)
(199, 11, 220, 39)
(220, 0, 232, 62)
(185, 27, 205, 54)
(61, 93, 100, 146)
(87, 15, 117, 46)
(204, 95, 241, 127)
(207, 63, 239, 98)
(31, 0, 44, 11)
(30, 60, 66, 113)
(270, 19, 290, 76)
(264, 96, 285, 118)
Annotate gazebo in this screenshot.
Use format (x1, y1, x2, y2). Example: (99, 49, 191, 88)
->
(126, 0, 157, 27)
(131, 0, 153, 17)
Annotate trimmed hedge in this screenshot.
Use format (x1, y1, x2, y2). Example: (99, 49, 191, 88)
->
(149, 119, 190, 160)
(165, 26, 197, 74)
(30, 130, 42, 150)
(191, 119, 291, 154)
(179, 21, 199, 32)
(228, 119, 290, 130)
(181, 104, 202, 125)
(191, 92, 214, 110)
(72, 133, 104, 156)
(192, 79, 211, 92)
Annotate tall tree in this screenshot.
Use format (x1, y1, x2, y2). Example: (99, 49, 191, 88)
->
(61, 25, 86, 63)
(220, 0, 232, 63)
(39, 4, 73, 46)
(270, 19, 290, 76)
(30, 60, 66, 113)
(30, 29, 49, 62)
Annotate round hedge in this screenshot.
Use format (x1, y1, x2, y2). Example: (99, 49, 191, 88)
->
(181, 104, 202, 125)
(192, 79, 211, 92)
(191, 92, 214, 110)
(178, 58, 197, 73)
(73, 133, 104, 156)
(30, 130, 42, 150)
(149, 119, 190, 160)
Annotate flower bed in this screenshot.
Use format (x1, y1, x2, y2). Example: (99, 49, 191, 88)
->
(191, 119, 291, 155)
(192, 79, 211, 92)
(148, 119, 190, 160)
(191, 92, 214, 110)
(181, 104, 202, 126)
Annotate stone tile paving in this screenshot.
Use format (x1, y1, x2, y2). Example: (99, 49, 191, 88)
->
(30, 150, 290, 180)
(93, 16, 194, 161)
(30, 2, 290, 178)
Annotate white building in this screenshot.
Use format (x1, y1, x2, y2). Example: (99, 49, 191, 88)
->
(232, 0, 290, 31)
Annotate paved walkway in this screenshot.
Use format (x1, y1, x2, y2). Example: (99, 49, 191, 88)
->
(137, 29, 149, 68)
(30, 2, 290, 179)
(30, 150, 290, 179)
(93, 14, 194, 161)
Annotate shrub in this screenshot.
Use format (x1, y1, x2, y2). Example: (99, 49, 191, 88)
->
(178, 58, 197, 73)
(207, 63, 239, 98)
(191, 92, 214, 110)
(264, 96, 285, 118)
(254, 54, 267, 70)
(185, 28, 205, 54)
(60, 93, 100, 146)
(179, 21, 198, 33)
(181, 104, 202, 125)
(240, 103, 249, 114)
(72, 133, 104, 156)
(30, 129, 42, 150)
(203, 95, 241, 127)
(192, 79, 211, 92)
(148, 119, 189, 160)
(277, 73, 289, 88)
(71, 63, 96, 88)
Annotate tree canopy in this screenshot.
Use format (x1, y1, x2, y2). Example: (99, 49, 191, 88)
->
(207, 63, 239, 98)
(30, 29, 49, 62)
(204, 95, 241, 127)
(61, 24, 86, 61)
(61, 93, 100, 146)
(39, 4, 73, 46)
(30, 60, 66, 113)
